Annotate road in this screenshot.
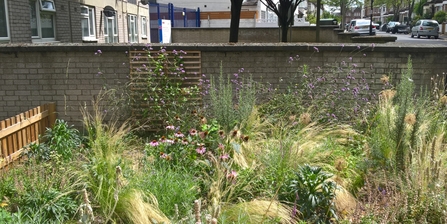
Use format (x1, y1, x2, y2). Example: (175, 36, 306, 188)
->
(376, 30, 447, 45)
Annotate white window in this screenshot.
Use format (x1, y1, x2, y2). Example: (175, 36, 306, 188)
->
(128, 14, 137, 43)
(30, 0, 56, 42)
(141, 16, 147, 38)
(0, 0, 10, 41)
(40, 0, 55, 12)
(104, 11, 118, 43)
(81, 5, 96, 41)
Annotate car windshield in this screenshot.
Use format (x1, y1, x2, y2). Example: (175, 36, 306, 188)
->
(357, 21, 371, 25)
(422, 21, 438, 27)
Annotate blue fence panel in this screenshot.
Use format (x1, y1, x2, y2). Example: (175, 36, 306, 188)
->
(149, 3, 200, 42)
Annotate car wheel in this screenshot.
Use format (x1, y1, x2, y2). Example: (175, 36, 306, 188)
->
(435, 36, 439, 39)
(428, 35, 431, 39)
(411, 32, 414, 38)
(417, 33, 420, 38)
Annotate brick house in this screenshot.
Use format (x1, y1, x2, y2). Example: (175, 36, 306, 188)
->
(0, 0, 150, 44)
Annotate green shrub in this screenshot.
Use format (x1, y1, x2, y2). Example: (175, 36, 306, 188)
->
(434, 11, 447, 23)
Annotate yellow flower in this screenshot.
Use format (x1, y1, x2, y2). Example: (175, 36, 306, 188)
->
(0, 202, 8, 208)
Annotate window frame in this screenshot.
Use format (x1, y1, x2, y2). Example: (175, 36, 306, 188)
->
(141, 16, 147, 38)
(128, 14, 138, 43)
(39, 0, 55, 12)
(0, 0, 10, 41)
(30, 0, 56, 42)
(103, 11, 118, 43)
(81, 5, 96, 41)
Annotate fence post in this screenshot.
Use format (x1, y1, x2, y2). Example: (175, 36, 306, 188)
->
(196, 7, 200, 27)
(168, 3, 174, 27)
(183, 8, 187, 27)
(48, 102, 56, 128)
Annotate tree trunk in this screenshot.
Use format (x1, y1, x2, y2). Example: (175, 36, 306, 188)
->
(229, 1, 243, 43)
(340, 1, 346, 29)
(281, 25, 289, 42)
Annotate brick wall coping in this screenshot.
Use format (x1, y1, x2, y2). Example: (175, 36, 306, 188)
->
(0, 43, 445, 53)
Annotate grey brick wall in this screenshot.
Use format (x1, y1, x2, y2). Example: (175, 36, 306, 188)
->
(8, 0, 32, 43)
(0, 44, 446, 128)
(55, 0, 82, 43)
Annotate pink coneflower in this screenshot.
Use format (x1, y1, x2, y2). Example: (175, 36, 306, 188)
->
(218, 143, 225, 150)
(181, 139, 189, 145)
(160, 136, 167, 142)
(220, 154, 229, 160)
(196, 145, 206, 154)
(227, 170, 237, 180)
(149, 140, 159, 147)
(199, 131, 208, 139)
(174, 132, 184, 138)
(166, 139, 174, 144)
(166, 125, 175, 130)
(189, 128, 197, 136)
(218, 130, 225, 139)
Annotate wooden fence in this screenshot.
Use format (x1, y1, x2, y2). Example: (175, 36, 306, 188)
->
(0, 103, 56, 168)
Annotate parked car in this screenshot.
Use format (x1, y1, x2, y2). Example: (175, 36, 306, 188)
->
(411, 19, 439, 39)
(393, 24, 410, 34)
(348, 19, 376, 35)
(373, 23, 380, 31)
(386, 21, 400, 33)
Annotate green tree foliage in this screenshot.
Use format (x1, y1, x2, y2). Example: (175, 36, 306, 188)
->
(324, 0, 360, 28)
(434, 10, 447, 23)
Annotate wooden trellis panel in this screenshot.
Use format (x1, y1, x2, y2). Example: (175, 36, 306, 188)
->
(128, 50, 202, 129)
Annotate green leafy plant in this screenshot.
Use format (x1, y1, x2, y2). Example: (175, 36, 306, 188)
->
(287, 164, 337, 223)
(0, 208, 13, 224)
(43, 119, 82, 161)
(17, 188, 78, 223)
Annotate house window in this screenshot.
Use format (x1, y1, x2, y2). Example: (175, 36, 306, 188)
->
(103, 10, 118, 43)
(141, 16, 147, 38)
(81, 5, 96, 41)
(128, 14, 137, 43)
(0, 0, 9, 41)
(40, 0, 55, 12)
(30, 0, 56, 41)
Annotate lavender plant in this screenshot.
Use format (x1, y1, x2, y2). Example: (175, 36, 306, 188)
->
(207, 65, 258, 132)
